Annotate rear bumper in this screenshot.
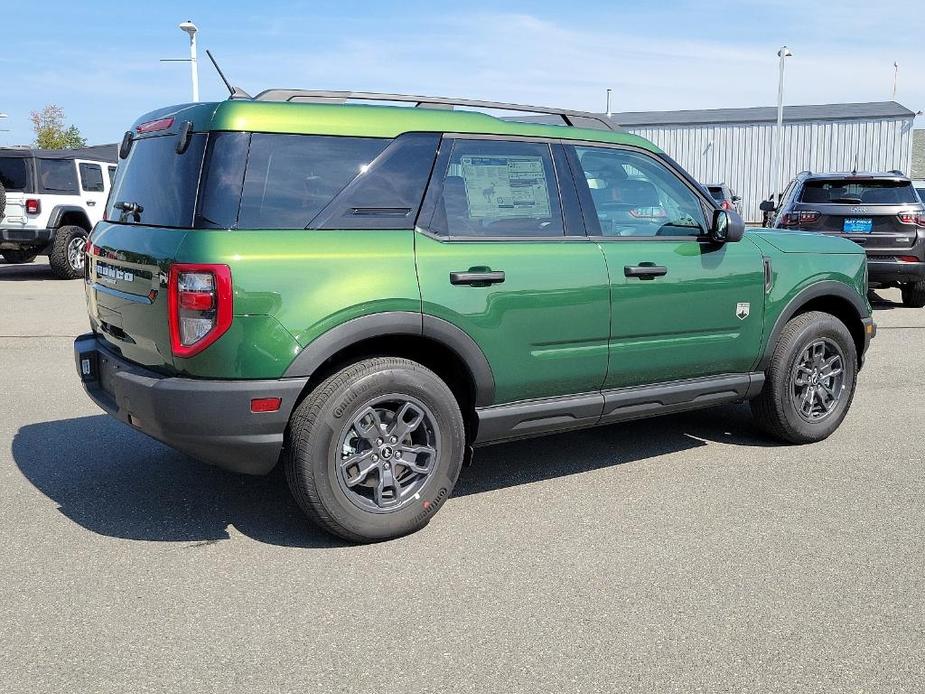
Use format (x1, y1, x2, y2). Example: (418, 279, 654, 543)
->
(74, 333, 307, 475)
(866, 257, 925, 284)
(0, 226, 54, 248)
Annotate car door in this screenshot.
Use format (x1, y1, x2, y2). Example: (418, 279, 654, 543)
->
(76, 160, 107, 224)
(415, 136, 611, 405)
(564, 143, 766, 390)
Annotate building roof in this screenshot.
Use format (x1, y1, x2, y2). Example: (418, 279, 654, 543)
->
(0, 144, 118, 163)
(606, 101, 916, 127)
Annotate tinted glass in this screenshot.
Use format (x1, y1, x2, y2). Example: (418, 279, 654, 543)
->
(107, 166, 117, 184)
(573, 146, 707, 237)
(79, 163, 104, 192)
(707, 186, 725, 201)
(238, 134, 389, 229)
(37, 159, 78, 194)
(916, 187, 925, 203)
(0, 158, 30, 191)
(106, 133, 207, 227)
(800, 179, 920, 205)
(196, 131, 250, 229)
(431, 139, 564, 238)
(314, 133, 440, 230)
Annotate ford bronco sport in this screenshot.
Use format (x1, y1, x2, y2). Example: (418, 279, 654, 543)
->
(74, 91, 875, 542)
(0, 145, 117, 278)
(762, 171, 925, 307)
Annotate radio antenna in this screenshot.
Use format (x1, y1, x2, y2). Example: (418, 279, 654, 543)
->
(205, 50, 251, 99)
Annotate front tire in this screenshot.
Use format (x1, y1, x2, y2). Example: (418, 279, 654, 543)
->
(751, 311, 858, 444)
(901, 281, 925, 308)
(285, 357, 465, 543)
(2, 250, 38, 264)
(48, 225, 88, 279)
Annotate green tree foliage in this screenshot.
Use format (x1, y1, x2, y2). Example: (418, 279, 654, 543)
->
(30, 105, 87, 149)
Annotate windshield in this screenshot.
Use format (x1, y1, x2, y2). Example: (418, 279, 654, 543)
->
(107, 133, 206, 227)
(800, 179, 920, 205)
(0, 157, 32, 192)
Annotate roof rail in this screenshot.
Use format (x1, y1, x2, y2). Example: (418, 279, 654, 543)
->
(252, 89, 616, 131)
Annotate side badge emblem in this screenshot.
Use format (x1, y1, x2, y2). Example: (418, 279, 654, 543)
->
(736, 302, 750, 320)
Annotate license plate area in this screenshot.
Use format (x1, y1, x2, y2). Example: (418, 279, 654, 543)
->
(844, 218, 873, 233)
(78, 351, 99, 383)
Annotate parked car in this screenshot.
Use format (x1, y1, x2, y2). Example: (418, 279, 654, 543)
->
(0, 146, 117, 278)
(74, 92, 875, 542)
(761, 171, 925, 307)
(705, 182, 741, 213)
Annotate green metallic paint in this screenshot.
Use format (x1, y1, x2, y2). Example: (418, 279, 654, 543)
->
(415, 233, 610, 403)
(751, 229, 866, 255)
(599, 237, 767, 388)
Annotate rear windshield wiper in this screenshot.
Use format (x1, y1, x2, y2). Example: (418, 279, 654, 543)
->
(114, 200, 144, 222)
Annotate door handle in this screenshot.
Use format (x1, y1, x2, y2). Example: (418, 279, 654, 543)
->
(86, 200, 97, 206)
(450, 270, 506, 286)
(624, 264, 667, 279)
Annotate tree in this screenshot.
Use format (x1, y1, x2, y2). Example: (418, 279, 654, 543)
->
(30, 105, 87, 149)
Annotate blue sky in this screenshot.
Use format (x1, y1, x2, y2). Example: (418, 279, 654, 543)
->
(2, 0, 922, 145)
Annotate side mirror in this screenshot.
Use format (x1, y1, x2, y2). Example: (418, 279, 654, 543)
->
(711, 209, 745, 243)
(759, 199, 776, 213)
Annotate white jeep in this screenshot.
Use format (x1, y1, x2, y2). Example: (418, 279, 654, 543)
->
(0, 145, 117, 278)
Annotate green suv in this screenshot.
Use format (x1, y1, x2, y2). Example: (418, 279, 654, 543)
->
(74, 91, 875, 542)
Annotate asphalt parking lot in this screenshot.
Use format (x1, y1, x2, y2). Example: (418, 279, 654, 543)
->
(2, 258, 923, 693)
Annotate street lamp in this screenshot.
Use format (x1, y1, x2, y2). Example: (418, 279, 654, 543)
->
(179, 20, 199, 102)
(772, 46, 792, 199)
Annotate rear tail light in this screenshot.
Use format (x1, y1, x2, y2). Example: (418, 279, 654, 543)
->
(25, 199, 40, 215)
(720, 199, 732, 211)
(897, 212, 925, 226)
(168, 264, 233, 358)
(780, 211, 820, 227)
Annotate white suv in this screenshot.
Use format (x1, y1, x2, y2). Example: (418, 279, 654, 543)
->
(0, 145, 117, 278)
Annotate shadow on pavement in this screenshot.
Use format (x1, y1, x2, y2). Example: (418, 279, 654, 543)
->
(868, 290, 900, 311)
(0, 260, 60, 282)
(13, 404, 775, 546)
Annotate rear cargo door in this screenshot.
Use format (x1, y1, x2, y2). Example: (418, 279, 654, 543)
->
(87, 128, 207, 370)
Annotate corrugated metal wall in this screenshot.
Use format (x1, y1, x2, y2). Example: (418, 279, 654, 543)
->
(627, 118, 915, 222)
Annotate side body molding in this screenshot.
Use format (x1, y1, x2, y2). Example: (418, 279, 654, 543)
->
(283, 311, 496, 406)
(757, 280, 869, 371)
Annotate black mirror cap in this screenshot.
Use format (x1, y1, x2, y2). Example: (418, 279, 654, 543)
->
(712, 209, 745, 243)
(118, 131, 133, 160)
(759, 199, 776, 213)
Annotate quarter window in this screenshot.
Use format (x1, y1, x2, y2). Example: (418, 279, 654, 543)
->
(430, 139, 564, 238)
(37, 159, 79, 195)
(571, 146, 708, 237)
(79, 163, 105, 192)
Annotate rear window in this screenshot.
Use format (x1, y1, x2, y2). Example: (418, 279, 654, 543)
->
(916, 187, 925, 203)
(37, 159, 78, 194)
(107, 133, 207, 227)
(707, 186, 725, 201)
(0, 157, 31, 192)
(800, 179, 920, 205)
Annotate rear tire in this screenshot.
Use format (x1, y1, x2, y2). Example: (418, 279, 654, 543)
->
(751, 311, 857, 444)
(48, 225, 88, 279)
(285, 357, 465, 543)
(901, 281, 925, 308)
(2, 250, 38, 264)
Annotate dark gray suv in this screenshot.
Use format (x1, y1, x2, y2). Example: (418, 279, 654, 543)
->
(762, 171, 925, 307)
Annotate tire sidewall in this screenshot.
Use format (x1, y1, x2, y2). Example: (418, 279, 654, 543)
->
(295, 364, 464, 541)
(775, 316, 857, 441)
(50, 225, 88, 279)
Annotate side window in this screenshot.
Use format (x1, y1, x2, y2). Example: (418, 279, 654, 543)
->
(107, 166, 117, 185)
(36, 159, 79, 195)
(430, 139, 564, 238)
(78, 163, 105, 192)
(571, 146, 708, 238)
(237, 134, 390, 230)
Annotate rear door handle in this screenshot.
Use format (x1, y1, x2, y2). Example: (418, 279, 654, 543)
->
(86, 200, 96, 206)
(624, 264, 667, 279)
(450, 270, 506, 286)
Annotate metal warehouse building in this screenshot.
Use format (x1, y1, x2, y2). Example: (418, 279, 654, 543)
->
(608, 101, 918, 222)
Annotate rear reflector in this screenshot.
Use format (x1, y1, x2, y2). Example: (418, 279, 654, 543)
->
(251, 397, 282, 413)
(136, 117, 175, 134)
(898, 256, 920, 263)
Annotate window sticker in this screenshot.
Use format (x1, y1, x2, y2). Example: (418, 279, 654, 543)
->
(458, 155, 551, 219)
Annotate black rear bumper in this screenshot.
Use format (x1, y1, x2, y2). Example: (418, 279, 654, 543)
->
(74, 333, 307, 475)
(0, 227, 54, 249)
(867, 258, 925, 285)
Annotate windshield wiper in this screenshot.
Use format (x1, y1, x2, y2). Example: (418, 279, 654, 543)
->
(114, 200, 144, 223)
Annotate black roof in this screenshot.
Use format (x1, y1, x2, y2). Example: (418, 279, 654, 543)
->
(0, 144, 117, 163)
(605, 101, 916, 127)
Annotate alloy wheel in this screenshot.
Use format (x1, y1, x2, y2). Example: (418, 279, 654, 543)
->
(790, 338, 845, 422)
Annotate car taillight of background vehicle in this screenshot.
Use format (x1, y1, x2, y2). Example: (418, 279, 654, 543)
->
(168, 264, 233, 358)
(897, 212, 925, 226)
(780, 211, 820, 226)
(720, 199, 732, 211)
(25, 199, 40, 215)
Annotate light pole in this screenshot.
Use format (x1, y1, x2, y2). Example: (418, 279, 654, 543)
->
(772, 46, 792, 199)
(179, 21, 199, 102)
(605, 88, 612, 119)
(892, 62, 899, 100)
